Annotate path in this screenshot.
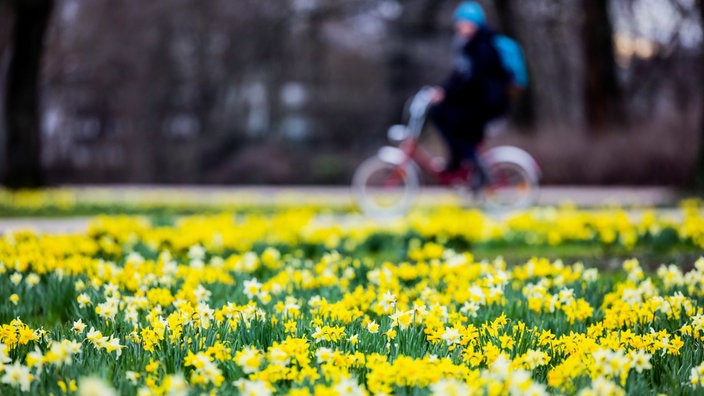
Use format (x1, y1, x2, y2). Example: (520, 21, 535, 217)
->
(0, 185, 684, 234)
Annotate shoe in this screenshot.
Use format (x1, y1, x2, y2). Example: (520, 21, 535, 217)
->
(438, 170, 457, 184)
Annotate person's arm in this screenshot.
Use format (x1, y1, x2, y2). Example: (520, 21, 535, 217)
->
(441, 70, 469, 102)
(429, 70, 468, 105)
(444, 38, 474, 101)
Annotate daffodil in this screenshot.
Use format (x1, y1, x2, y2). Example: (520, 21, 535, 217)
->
(77, 376, 117, 396)
(1, 360, 33, 392)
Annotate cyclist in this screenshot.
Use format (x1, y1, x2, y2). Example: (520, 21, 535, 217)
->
(429, 1, 512, 190)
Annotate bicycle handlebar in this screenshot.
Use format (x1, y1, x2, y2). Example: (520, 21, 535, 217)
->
(405, 86, 435, 139)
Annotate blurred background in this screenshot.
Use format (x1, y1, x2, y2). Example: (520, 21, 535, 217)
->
(0, 0, 703, 187)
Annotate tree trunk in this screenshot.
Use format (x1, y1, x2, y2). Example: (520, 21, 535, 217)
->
(494, 0, 534, 128)
(694, 0, 704, 191)
(3, 0, 53, 188)
(1, 5, 14, 179)
(494, 0, 517, 38)
(582, 0, 623, 132)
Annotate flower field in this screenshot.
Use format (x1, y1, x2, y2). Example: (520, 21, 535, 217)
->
(2, 201, 704, 395)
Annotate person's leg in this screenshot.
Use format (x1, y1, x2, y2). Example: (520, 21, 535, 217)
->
(456, 119, 490, 190)
(441, 136, 465, 172)
(464, 144, 490, 191)
(429, 104, 464, 172)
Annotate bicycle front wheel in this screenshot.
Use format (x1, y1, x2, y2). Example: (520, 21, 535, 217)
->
(352, 156, 419, 219)
(480, 160, 539, 210)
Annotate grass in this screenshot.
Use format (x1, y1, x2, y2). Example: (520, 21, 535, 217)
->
(0, 205, 704, 394)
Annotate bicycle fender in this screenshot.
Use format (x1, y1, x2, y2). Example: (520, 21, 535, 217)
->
(377, 146, 408, 165)
(482, 146, 542, 179)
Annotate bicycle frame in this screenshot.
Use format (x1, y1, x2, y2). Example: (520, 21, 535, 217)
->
(380, 87, 476, 186)
(399, 137, 473, 185)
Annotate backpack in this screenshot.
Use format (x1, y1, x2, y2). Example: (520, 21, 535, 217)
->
(493, 35, 529, 90)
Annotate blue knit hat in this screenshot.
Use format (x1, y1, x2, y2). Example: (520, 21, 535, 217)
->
(454, 1, 485, 26)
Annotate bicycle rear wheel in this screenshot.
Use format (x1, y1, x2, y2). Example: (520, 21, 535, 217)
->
(352, 156, 419, 218)
(480, 160, 539, 210)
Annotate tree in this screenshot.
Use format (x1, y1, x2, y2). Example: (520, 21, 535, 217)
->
(493, 0, 534, 127)
(0, 5, 12, 162)
(581, 0, 623, 131)
(2, 0, 53, 188)
(494, 0, 517, 38)
(695, 0, 704, 191)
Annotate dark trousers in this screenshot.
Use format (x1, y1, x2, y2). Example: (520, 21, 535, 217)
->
(429, 103, 487, 175)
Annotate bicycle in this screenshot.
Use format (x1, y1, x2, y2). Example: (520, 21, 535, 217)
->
(351, 86, 541, 218)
